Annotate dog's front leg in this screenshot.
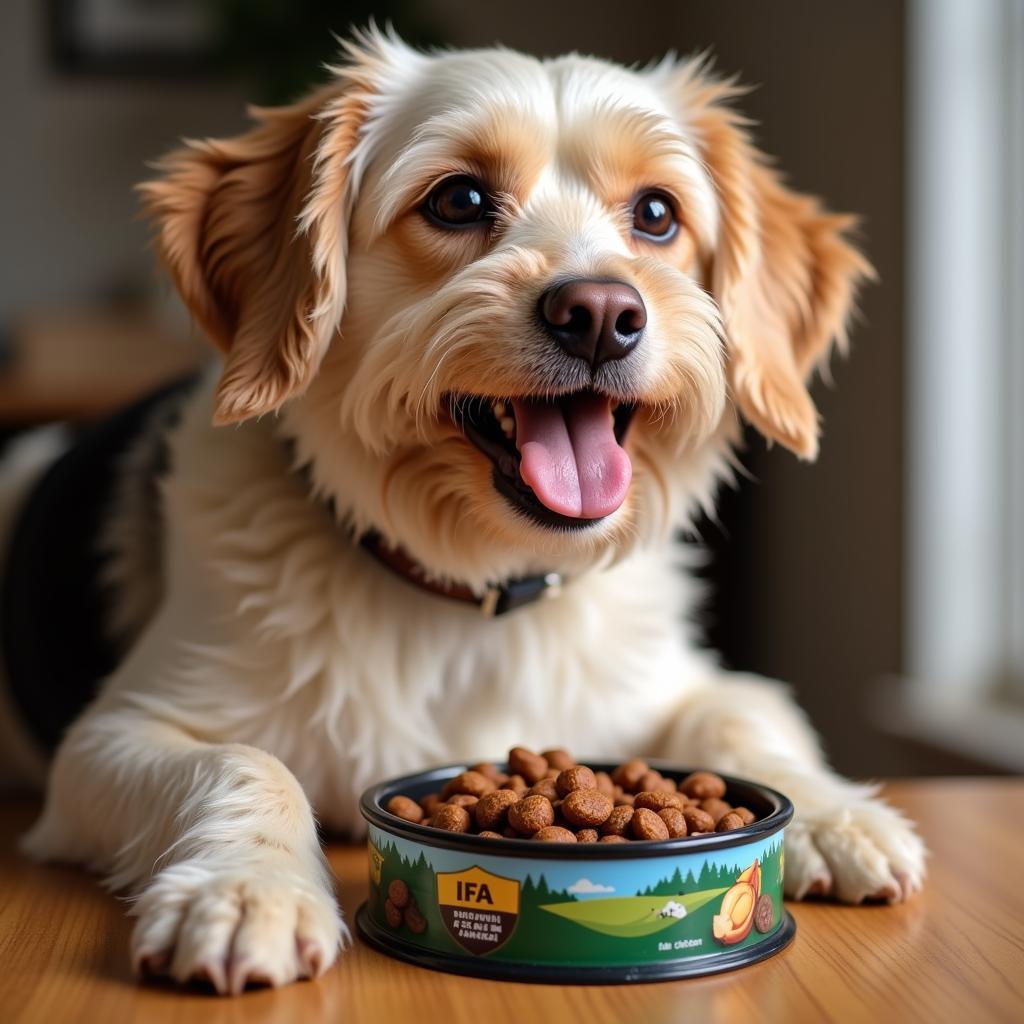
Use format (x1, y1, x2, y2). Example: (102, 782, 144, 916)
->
(657, 673, 926, 904)
(22, 707, 344, 994)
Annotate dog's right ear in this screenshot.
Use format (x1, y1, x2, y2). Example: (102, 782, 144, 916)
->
(138, 30, 402, 425)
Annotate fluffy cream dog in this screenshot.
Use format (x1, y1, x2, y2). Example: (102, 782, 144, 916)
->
(2, 28, 925, 994)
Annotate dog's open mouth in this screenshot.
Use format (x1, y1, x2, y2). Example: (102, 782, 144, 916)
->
(449, 391, 636, 529)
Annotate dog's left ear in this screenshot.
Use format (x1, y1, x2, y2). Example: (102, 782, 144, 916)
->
(138, 34, 394, 424)
(664, 64, 873, 459)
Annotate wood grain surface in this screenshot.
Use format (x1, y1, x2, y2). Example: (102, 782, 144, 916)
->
(2, 780, 1022, 1024)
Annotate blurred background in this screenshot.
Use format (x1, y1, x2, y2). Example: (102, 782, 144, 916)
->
(0, 0, 1020, 778)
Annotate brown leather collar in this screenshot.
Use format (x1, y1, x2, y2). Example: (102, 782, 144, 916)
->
(359, 531, 564, 617)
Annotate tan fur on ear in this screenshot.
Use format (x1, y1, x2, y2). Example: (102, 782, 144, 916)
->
(138, 49, 381, 424)
(675, 65, 873, 459)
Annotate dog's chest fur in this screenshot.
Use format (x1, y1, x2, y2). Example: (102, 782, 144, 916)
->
(103, 375, 709, 833)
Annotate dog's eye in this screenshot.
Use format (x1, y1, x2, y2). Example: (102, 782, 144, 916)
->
(632, 192, 677, 241)
(424, 176, 491, 228)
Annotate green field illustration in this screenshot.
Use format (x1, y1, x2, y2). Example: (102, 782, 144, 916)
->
(540, 889, 727, 937)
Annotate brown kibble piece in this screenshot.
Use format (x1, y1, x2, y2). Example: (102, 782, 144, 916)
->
(659, 807, 688, 838)
(701, 798, 732, 824)
(594, 771, 614, 796)
(680, 771, 727, 800)
(734, 806, 756, 825)
(431, 804, 471, 833)
(470, 762, 505, 783)
(442, 770, 496, 799)
(754, 893, 775, 933)
(611, 758, 648, 792)
(601, 804, 635, 836)
(384, 898, 402, 928)
(419, 793, 441, 818)
(556, 765, 597, 798)
(637, 770, 664, 793)
(474, 789, 520, 830)
(561, 789, 614, 827)
(507, 794, 555, 835)
(386, 795, 424, 824)
(716, 811, 745, 832)
(527, 777, 559, 801)
(404, 902, 427, 934)
(478, 830, 504, 839)
(614, 793, 635, 807)
(501, 774, 528, 796)
(634, 791, 684, 812)
(599, 834, 630, 843)
(532, 825, 578, 843)
(445, 794, 479, 810)
(387, 879, 410, 909)
(682, 807, 716, 834)
(577, 828, 599, 843)
(541, 748, 575, 770)
(631, 807, 671, 840)
(508, 747, 549, 785)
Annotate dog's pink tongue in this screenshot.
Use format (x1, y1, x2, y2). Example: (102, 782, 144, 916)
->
(512, 394, 631, 518)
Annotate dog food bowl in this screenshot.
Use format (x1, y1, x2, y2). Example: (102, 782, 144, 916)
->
(357, 761, 795, 983)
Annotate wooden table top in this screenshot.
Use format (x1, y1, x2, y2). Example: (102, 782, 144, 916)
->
(2, 779, 1022, 1024)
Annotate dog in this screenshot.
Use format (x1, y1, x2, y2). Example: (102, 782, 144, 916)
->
(0, 27, 925, 994)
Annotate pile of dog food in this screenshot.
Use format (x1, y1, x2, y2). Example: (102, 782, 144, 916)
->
(384, 747, 759, 843)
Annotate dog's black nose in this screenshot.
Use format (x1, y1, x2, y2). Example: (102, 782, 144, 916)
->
(538, 278, 646, 368)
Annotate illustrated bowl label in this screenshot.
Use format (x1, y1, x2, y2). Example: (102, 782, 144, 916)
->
(366, 824, 786, 968)
(437, 865, 520, 953)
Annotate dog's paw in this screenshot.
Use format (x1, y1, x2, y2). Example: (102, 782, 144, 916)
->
(785, 797, 927, 904)
(130, 861, 345, 995)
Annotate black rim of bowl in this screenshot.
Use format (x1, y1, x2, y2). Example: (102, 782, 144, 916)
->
(360, 760, 793, 858)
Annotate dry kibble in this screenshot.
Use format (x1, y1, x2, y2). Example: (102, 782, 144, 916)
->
(470, 762, 507, 784)
(442, 770, 496, 799)
(474, 789, 520, 830)
(431, 804, 471, 833)
(716, 811, 745, 832)
(445, 794, 479, 810)
(501, 774, 528, 796)
(391, 749, 761, 843)
(634, 791, 684, 812)
(527, 778, 559, 801)
(556, 765, 597, 798)
(561, 789, 614, 827)
(388, 879, 410, 909)
(601, 804, 635, 836)
(532, 825, 578, 843)
(701, 798, 733, 824)
(682, 807, 716, 835)
(386, 795, 424, 824)
(659, 807, 688, 838)
(631, 807, 671, 841)
(508, 747, 549, 785)
(541, 748, 575, 771)
(611, 758, 648, 792)
(507, 794, 555, 835)
(680, 771, 727, 800)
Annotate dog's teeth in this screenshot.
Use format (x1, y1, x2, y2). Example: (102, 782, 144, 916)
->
(500, 416, 515, 437)
(493, 400, 506, 417)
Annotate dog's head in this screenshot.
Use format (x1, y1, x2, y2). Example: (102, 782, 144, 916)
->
(141, 28, 869, 587)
